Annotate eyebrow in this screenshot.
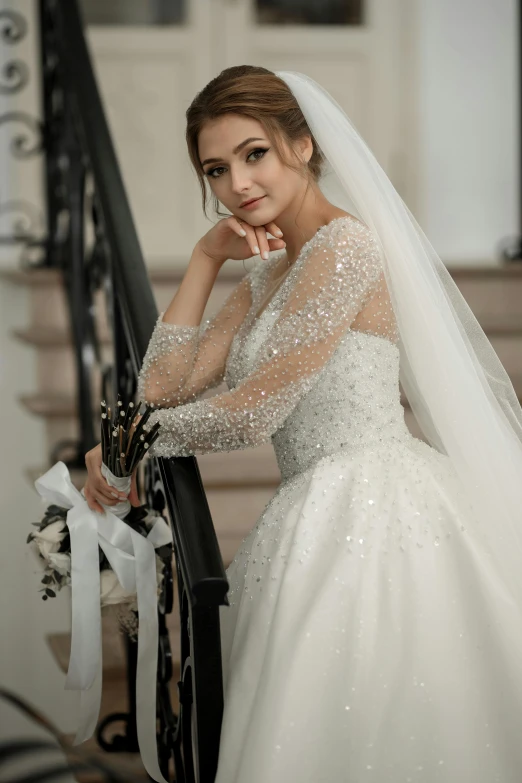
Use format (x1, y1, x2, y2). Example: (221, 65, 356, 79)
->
(200, 137, 266, 167)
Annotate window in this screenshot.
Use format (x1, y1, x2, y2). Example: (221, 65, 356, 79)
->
(255, 0, 363, 25)
(79, 0, 185, 26)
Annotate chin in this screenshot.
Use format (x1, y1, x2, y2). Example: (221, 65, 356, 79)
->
(241, 208, 279, 228)
(242, 216, 268, 227)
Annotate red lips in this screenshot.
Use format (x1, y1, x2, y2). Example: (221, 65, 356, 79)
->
(240, 196, 265, 207)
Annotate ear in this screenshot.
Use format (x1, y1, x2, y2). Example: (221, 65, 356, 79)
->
(298, 133, 313, 164)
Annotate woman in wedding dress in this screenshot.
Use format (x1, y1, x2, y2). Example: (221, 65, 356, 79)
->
(84, 66, 522, 782)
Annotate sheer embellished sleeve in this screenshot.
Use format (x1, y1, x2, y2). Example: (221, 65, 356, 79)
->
(136, 271, 255, 407)
(145, 219, 385, 458)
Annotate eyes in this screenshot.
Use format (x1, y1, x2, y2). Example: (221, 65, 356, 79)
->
(205, 148, 269, 179)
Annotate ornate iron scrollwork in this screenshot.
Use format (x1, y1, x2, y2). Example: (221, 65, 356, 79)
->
(0, 6, 46, 260)
(0, 9, 28, 43)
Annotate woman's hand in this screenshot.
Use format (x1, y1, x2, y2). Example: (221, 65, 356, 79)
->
(198, 216, 286, 266)
(83, 443, 141, 514)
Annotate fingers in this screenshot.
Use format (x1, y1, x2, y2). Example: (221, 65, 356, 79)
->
(229, 217, 286, 260)
(254, 226, 271, 260)
(264, 221, 284, 239)
(83, 480, 123, 511)
(254, 225, 286, 260)
(83, 484, 105, 514)
(228, 216, 286, 260)
(227, 216, 249, 239)
(85, 469, 125, 505)
(228, 218, 260, 258)
(84, 442, 128, 512)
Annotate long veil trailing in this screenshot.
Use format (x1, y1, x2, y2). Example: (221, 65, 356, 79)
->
(275, 70, 522, 602)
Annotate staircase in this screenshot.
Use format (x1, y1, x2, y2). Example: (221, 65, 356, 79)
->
(3, 259, 522, 778)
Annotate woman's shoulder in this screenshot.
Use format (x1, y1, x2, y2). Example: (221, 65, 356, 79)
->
(304, 213, 374, 261)
(326, 211, 370, 236)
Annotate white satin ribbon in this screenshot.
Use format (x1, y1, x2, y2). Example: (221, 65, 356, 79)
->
(34, 461, 173, 783)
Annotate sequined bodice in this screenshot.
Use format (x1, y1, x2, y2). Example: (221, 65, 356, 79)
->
(137, 215, 410, 467)
(227, 297, 411, 482)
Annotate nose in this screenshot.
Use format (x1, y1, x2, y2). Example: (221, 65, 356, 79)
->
(229, 164, 252, 195)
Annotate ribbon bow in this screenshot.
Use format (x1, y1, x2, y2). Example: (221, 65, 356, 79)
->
(34, 461, 172, 783)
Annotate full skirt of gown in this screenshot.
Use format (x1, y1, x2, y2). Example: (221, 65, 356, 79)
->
(214, 437, 522, 783)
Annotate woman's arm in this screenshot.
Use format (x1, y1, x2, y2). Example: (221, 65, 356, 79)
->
(144, 220, 385, 458)
(137, 242, 255, 407)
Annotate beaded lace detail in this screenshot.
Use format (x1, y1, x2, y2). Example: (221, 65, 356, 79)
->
(136, 278, 254, 408)
(137, 215, 404, 467)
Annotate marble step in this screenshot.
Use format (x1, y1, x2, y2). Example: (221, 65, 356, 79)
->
(20, 375, 522, 421)
(15, 328, 522, 396)
(3, 264, 522, 337)
(47, 610, 181, 680)
(1, 267, 243, 334)
(27, 436, 281, 489)
(12, 312, 522, 348)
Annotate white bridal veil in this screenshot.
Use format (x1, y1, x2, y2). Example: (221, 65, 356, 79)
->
(276, 70, 522, 604)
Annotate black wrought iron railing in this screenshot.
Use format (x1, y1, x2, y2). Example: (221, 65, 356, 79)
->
(1, 1, 229, 780)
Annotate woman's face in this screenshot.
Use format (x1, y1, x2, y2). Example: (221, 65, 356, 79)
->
(198, 114, 311, 226)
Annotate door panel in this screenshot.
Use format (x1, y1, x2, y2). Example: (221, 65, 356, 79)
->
(87, 0, 414, 267)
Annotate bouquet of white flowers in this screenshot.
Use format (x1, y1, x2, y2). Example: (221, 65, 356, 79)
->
(27, 499, 170, 637)
(28, 396, 171, 637)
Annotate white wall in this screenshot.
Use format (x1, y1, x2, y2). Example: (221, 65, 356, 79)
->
(415, 0, 518, 263)
(0, 0, 78, 739)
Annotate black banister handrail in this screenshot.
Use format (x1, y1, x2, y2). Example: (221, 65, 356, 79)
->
(50, 0, 228, 607)
(53, 0, 156, 363)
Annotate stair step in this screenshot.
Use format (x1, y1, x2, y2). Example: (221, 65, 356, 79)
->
(4, 264, 522, 339)
(13, 325, 111, 347)
(27, 438, 281, 490)
(3, 262, 522, 286)
(12, 316, 522, 348)
(47, 609, 181, 681)
(66, 740, 150, 783)
(0, 266, 210, 286)
(21, 375, 522, 422)
(21, 392, 80, 417)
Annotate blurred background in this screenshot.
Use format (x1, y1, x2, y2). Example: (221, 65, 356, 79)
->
(0, 0, 519, 778)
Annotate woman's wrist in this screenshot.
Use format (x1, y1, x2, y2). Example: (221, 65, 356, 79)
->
(192, 239, 227, 269)
(161, 243, 222, 327)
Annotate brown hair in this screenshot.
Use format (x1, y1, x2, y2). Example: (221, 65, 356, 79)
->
(185, 65, 325, 219)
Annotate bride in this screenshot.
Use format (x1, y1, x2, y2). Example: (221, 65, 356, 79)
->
(84, 65, 522, 781)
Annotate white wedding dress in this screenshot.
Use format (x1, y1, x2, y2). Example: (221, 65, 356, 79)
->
(137, 215, 522, 782)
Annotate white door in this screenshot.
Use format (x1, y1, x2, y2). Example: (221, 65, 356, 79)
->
(88, 0, 218, 263)
(87, 0, 414, 266)
(218, 0, 414, 203)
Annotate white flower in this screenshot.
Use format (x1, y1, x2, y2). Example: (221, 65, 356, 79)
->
(100, 570, 136, 607)
(32, 520, 67, 559)
(99, 557, 165, 607)
(47, 552, 71, 576)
